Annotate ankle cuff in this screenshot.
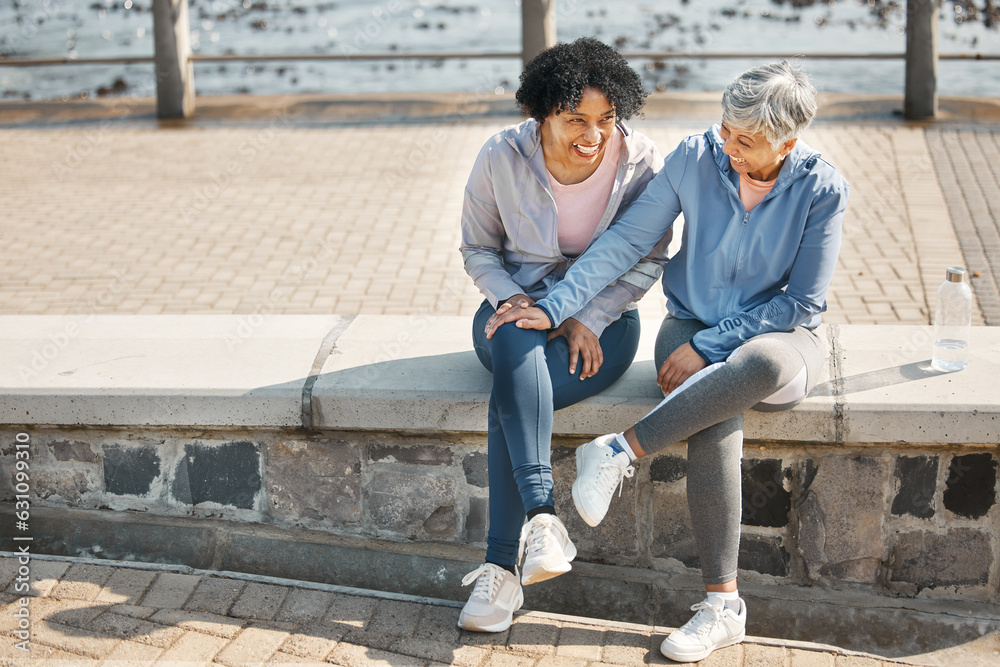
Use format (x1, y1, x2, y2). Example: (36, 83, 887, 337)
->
(526, 506, 555, 520)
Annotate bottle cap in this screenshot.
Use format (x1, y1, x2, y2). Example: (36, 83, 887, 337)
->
(946, 266, 966, 283)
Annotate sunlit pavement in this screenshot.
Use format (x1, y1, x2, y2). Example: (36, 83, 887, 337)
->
(1, 93, 997, 327)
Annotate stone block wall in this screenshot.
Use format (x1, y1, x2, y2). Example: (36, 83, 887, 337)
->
(2, 427, 998, 605)
(554, 442, 999, 603)
(0, 428, 490, 547)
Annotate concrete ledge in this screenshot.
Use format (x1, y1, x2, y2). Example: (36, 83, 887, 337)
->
(312, 316, 845, 442)
(0, 315, 347, 428)
(1, 315, 997, 445)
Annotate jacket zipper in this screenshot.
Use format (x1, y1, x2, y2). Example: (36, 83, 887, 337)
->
(726, 209, 751, 316)
(707, 128, 816, 320)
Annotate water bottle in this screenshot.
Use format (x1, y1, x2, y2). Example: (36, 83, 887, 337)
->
(931, 266, 972, 372)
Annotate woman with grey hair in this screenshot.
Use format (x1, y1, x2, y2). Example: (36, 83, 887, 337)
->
(484, 60, 849, 661)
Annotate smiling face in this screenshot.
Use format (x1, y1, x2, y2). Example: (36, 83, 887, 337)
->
(719, 121, 797, 182)
(540, 87, 617, 181)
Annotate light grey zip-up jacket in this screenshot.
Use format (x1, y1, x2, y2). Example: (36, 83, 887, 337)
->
(460, 118, 671, 337)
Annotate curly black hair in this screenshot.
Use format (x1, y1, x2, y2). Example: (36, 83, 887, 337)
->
(515, 37, 647, 123)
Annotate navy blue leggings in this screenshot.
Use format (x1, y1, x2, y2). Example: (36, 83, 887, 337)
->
(472, 300, 641, 567)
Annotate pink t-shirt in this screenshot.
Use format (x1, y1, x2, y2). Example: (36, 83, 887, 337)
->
(548, 128, 623, 257)
(739, 171, 777, 211)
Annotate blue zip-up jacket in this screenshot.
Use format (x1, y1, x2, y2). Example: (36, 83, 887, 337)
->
(460, 118, 672, 337)
(534, 125, 850, 362)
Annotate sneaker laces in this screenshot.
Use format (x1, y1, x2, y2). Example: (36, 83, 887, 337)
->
(678, 600, 725, 638)
(518, 515, 561, 562)
(462, 564, 504, 601)
(596, 456, 635, 498)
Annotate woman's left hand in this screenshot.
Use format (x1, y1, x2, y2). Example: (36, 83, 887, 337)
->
(548, 318, 603, 379)
(485, 305, 552, 339)
(657, 342, 708, 394)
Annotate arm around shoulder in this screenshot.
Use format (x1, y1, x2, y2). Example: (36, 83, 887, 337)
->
(535, 139, 689, 327)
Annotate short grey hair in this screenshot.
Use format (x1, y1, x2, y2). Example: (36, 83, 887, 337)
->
(721, 60, 817, 150)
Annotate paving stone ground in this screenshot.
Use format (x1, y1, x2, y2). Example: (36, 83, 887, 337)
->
(0, 99, 996, 328)
(926, 128, 1000, 324)
(0, 555, 921, 666)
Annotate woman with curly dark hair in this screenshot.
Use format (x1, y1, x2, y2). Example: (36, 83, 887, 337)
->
(457, 37, 671, 632)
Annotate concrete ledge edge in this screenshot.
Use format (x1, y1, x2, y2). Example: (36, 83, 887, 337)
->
(0, 315, 997, 444)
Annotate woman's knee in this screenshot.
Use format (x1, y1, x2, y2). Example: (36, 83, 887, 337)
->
(654, 316, 706, 368)
(489, 324, 546, 373)
(732, 337, 801, 388)
(491, 319, 541, 347)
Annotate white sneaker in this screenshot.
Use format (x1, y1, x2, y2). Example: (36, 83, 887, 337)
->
(659, 597, 747, 662)
(457, 563, 523, 632)
(572, 434, 635, 527)
(518, 514, 577, 585)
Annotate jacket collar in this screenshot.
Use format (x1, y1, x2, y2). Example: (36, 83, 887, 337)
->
(706, 124, 819, 196)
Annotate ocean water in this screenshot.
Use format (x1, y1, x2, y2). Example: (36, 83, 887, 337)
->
(2, 0, 999, 101)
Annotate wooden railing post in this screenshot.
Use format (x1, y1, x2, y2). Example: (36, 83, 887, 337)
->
(152, 0, 195, 118)
(905, 0, 938, 119)
(521, 0, 556, 68)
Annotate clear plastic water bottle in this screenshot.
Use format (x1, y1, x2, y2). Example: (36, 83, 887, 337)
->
(931, 266, 972, 372)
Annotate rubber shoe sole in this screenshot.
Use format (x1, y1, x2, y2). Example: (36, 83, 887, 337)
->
(659, 628, 745, 662)
(457, 588, 524, 633)
(521, 554, 573, 586)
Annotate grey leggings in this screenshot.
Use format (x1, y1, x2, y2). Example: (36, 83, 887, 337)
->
(634, 316, 825, 584)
